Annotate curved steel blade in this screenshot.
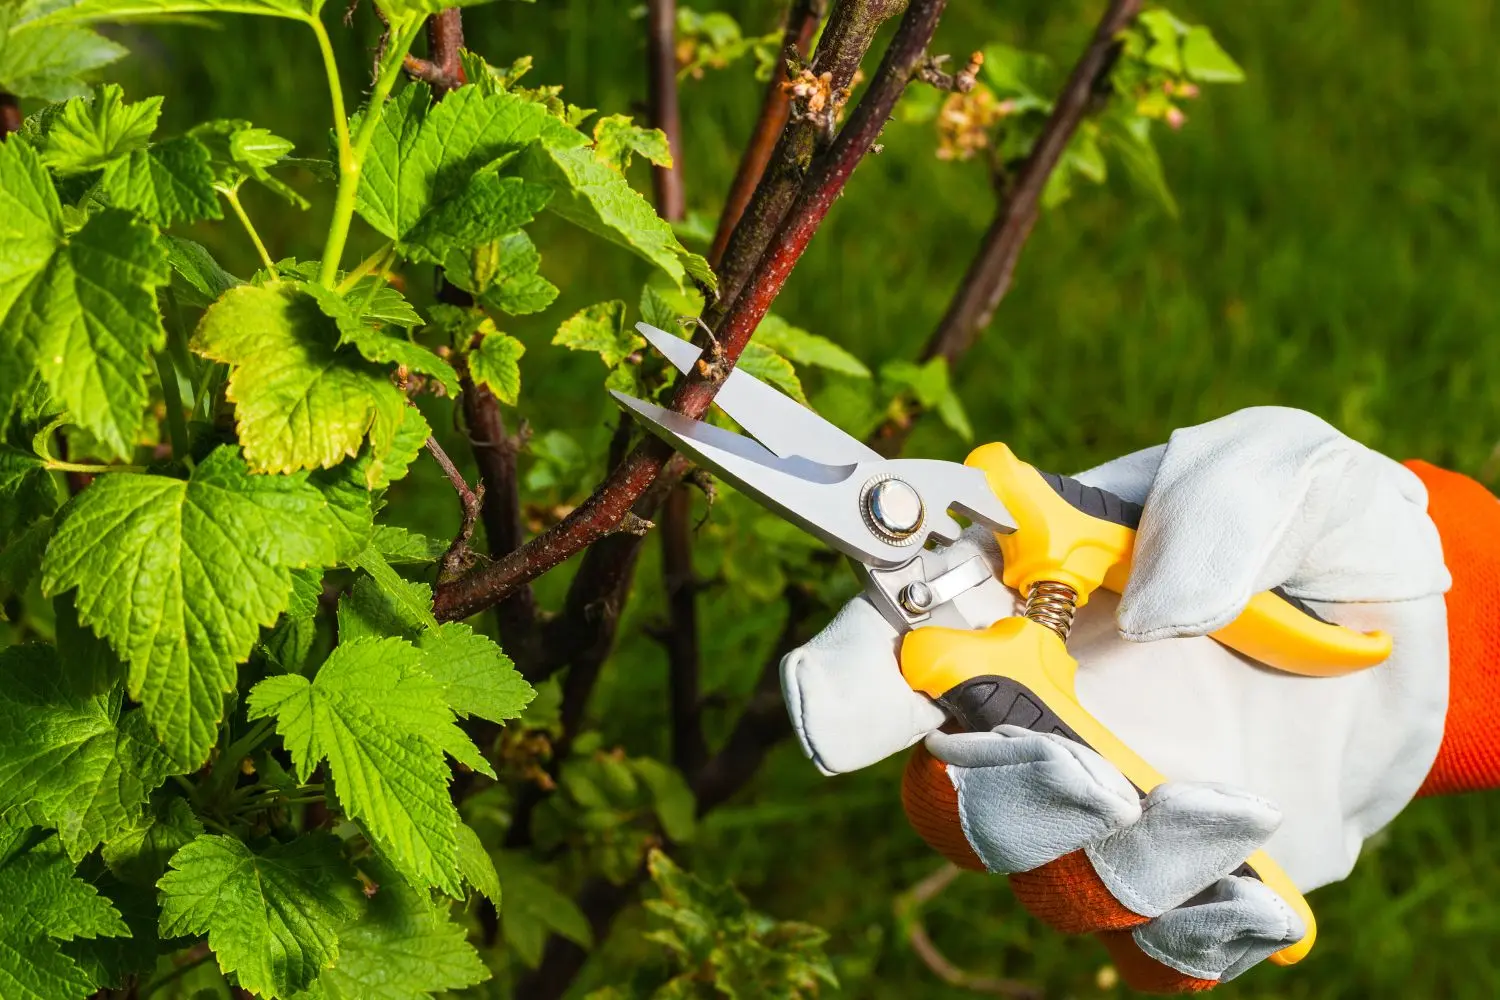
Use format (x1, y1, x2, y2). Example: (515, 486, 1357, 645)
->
(612, 391, 1016, 568)
(635, 322, 882, 467)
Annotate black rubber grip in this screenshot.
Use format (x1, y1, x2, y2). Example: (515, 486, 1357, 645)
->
(1037, 471, 1144, 528)
(937, 674, 1256, 880)
(1037, 470, 1335, 629)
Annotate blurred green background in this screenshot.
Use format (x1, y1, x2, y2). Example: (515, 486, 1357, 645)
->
(106, 0, 1500, 996)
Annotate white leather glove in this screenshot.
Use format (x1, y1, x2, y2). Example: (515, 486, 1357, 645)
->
(780, 407, 1451, 987)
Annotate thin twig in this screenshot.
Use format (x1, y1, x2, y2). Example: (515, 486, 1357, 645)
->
(425, 435, 486, 581)
(872, 0, 1142, 455)
(897, 864, 1044, 999)
(432, 0, 945, 625)
(707, 0, 825, 267)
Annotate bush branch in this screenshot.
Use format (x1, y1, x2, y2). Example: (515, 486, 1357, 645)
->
(705, 0, 902, 319)
(873, 0, 1141, 454)
(646, 0, 686, 222)
(707, 0, 826, 267)
(660, 487, 707, 775)
(897, 864, 1044, 998)
(432, 0, 946, 624)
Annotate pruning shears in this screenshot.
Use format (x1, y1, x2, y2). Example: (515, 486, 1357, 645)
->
(613, 322, 1395, 967)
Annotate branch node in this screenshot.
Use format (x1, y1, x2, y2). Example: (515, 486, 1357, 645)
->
(916, 50, 984, 93)
(615, 512, 655, 537)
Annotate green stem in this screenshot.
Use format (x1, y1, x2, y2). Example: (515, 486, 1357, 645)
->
(318, 15, 425, 287)
(139, 950, 214, 1000)
(162, 289, 198, 412)
(154, 351, 190, 460)
(44, 460, 146, 474)
(221, 186, 277, 277)
(310, 15, 352, 175)
(336, 240, 396, 293)
(349, 245, 398, 317)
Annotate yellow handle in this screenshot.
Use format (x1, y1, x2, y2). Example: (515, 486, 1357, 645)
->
(967, 441, 1392, 676)
(901, 617, 1317, 966)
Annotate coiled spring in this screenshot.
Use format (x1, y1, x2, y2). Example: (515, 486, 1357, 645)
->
(1024, 581, 1079, 641)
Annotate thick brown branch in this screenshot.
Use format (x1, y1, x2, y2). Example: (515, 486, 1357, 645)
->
(459, 372, 542, 663)
(432, 0, 947, 624)
(898, 864, 1044, 998)
(706, 0, 901, 319)
(707, 0, 825, 268)
(646, 0, 686, 222)
(0, 92, 21, 137)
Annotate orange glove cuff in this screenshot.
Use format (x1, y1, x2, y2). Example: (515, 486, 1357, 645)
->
(1405, 460, 1500, 796)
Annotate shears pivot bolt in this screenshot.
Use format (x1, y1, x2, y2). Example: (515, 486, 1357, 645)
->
(862, 476, 925, 544)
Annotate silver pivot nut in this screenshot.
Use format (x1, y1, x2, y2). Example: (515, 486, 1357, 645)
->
(862, 476, 925, 544)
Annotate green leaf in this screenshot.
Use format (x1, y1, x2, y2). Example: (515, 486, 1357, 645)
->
(41, 445, 342, 767)
(336, 570, 432, 642)
(357, 82, 574, 246)
(468, 231, 558, 316)
(97, 135, 223, 226)
(455, 821, 501, 907)
(495, 853, 593, 967)
(402, 173, 551, 264)
(631, 758, 696, 844)
(881, 357, 972, 442)
(300, 859, 490, 1000)
(0, 826, 129, 1000)
(1105, 114, 1178, 217)
(414, 622, 535, 723)
(0, 12, 126, 103)
(553, 300, 638, 367)
(0, 643, 175, 860)
(101, 793, 202, 885)
(639, 282, 700, 332)
(519, 142, 712, 292)
(372, 525, 447, 564)
(157, 832, 364, 998)
(753, 314, 869, 378)
(350, 545, 439, 629)
(737, 343, 806, 404)
(1181, 25, 1245, 83)
(0, 138, 171, 459)
(469, 329, 525, 404)
(304, 282, 459, 396)
(61, 875, 159, 990)
(191, 281, 410, 474)
(16, 0, 324, 29)
(39, 83, 160, 174)
(188, 117, 308, 205)
(164, 236, 241, 308)
(592, 113, 672, 172)
(0, 442, 59, 542)
(246, 637, 477, 894)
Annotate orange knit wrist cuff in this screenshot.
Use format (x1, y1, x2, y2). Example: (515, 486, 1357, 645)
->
(1405, 460, 1500, 796)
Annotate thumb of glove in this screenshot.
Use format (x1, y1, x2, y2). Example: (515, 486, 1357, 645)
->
(1112, 406, 1448, 641)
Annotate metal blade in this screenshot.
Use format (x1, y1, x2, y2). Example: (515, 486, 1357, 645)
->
(612, 390, 1017, 568)
(635, 322, 882, 467)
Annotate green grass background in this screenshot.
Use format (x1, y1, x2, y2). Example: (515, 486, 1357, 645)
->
(107, 0, 1500, 996)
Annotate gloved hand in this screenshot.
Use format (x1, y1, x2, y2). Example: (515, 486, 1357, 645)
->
(780, 407, 1453, 991)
